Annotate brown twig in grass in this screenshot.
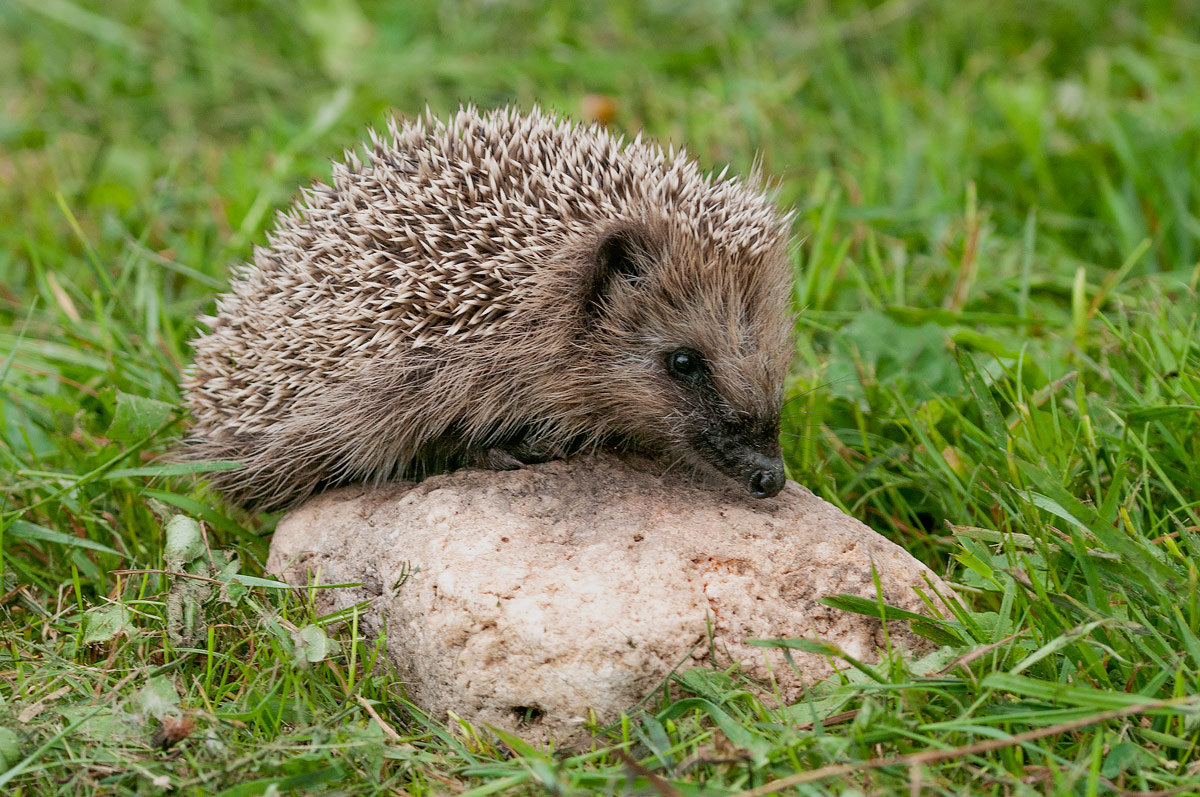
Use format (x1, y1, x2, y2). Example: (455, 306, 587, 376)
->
(354, 694, 404, 743)
(946, 182, 982, 312)
(733, 697, 1196, 796)
(613, 750, 685, 797)
(111, 568, 224, 585)
(17, 684, 71, 723)
(934, 632, 1025, 676)
(982, 764, 1198, 797)
(792, 709, 860, 732)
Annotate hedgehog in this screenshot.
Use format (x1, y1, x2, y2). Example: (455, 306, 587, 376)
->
(183, 106, 796, 512)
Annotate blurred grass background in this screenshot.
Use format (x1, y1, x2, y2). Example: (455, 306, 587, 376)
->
(2, 0, 1199, 794)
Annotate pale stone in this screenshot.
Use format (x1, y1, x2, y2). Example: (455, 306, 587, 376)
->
(267, 454, 953, 744)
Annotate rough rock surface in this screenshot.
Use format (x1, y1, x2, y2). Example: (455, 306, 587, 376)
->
(267, 454, 953, 744)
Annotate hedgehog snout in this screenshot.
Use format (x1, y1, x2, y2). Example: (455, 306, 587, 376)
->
(746, 456, 786, 498)
(691, 420, 786, 499)
(724, 448, 784, 499)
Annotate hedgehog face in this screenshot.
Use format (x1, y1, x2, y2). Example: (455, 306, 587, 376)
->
(583, 224, 793, 498)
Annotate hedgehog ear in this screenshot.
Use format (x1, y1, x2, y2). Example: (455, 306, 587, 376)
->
(585, 227, 651, 317)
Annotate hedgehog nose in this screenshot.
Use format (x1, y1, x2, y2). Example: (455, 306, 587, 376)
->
(748, 459, 786, 498)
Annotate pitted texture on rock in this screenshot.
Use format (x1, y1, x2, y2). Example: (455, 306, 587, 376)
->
(267, 454, 952, 744)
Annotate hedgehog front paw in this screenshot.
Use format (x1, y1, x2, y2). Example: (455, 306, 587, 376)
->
(477, 447, 526, 470)
(475, 440, 559, 470)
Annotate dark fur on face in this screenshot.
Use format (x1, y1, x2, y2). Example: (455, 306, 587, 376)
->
(182, 107, 794, 511)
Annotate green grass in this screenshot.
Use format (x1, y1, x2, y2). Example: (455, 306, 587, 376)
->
(2, 0, 1199, 793)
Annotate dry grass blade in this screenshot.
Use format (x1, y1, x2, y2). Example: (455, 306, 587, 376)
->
(734, 699, 1194, 796)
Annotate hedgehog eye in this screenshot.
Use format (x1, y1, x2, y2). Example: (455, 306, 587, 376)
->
(666, 348, 707, 382)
